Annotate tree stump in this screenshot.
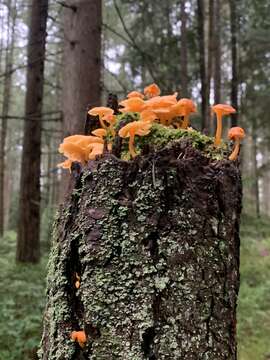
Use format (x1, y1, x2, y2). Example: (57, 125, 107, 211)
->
(39, 140, 242, 360)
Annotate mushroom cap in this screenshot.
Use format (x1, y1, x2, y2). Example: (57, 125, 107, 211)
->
(144, 94, 177, 109)
(176, 98, 197, 116)
(144, 83, 161, 98)
(63, 135, 104, 145)
(88, 107, 114, 119)
(212, 104, 236, 117)
(58, 135, 104, 163)
(140, 110, 157, 123)
(118, 120, 152, 138)
(127, 91, 144, 99)
(119, 97, 145, 113)
(59, 142, 87, 163)
(92, 128, 107, 138)
(228, 126, 246, 141)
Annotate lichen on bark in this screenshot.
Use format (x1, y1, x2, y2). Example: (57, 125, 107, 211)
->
(40, 138, 242, 360)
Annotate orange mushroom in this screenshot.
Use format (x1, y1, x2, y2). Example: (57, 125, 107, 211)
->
(75, 272, 80, 289)
(119, 120, 152, 158)
(92, 128, 107, 138)
(71, 330, 87, 348)
(175, 98, 196, 129)
(127, 91, 144, 99)
(63, 135, 103, 146)
(88, 107, 114, 129)
(144, 93, 177, 110)
(119, 97, 145, 113)
(140, 109, 157, 123)
(144, 83, 161, 98)
(59, 142, 87, 163)
(228, 127, 245, 161)
(152, 108, 171, 125)
(87, 142, 104, 160)
(212, 104, 236, 146)
(58, 135, 104, 166)
(103, 113, 116, 137)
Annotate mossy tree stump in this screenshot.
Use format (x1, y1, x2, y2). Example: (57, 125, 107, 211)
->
(40, 140, 242, 360)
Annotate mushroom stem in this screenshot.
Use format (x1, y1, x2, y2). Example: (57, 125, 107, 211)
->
(109, 124, 116, 137)
(181, 114, 189, 129)
(229, 138, 240, 161)
(99, 117, 107, 130)
(214, 114, 223, 146)
(128, 132, 137, 158)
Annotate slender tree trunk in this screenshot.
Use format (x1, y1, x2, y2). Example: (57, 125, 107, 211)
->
(229, 0, 238, 126)
(206, 0, 214, 131)
(0, 0, 15, 237)
(62, 0, 102, 136)
(197, 0, 208, 131)
(16, 0, 49, 263)
(213, 0, 221, 104)
(40, 139, 242, 359)
(180, 0, 188, 97)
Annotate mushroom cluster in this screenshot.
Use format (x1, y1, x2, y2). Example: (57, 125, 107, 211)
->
(58, 83, 246, 167)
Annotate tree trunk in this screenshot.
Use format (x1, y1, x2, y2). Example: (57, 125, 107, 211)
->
(197, 0, 208, 131)
(62, 0, 102, 136)
(40, 141, 242, 359)
(16, 0, 48, 263)
(206, 0, 214, 132)
(229, 0, 238, 126)
(180, 0, 188, 97)
(213, 0, 221, 104)
(0, 0, 16, 237)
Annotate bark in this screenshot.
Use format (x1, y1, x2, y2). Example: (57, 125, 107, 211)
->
(180, 0, 188, 97)
(62, 0, 102, 136)
(197, 0, 208, 131)
(40, 141, 242, 359)
(229, 0, 238, 126)
(213, 0, 221, 104)
(0, 0, 16, 236)
(16, 0, 48, 263)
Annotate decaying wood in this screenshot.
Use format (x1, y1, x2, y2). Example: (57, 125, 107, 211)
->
(40, 139, 242, 359)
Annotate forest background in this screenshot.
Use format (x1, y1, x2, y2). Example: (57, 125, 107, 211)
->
(0, 0, 269, 359)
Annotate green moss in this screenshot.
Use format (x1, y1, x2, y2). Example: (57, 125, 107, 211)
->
(115, 116, 229, 160)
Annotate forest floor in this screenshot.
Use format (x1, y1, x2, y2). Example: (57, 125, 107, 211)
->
(0, 214, 269, 360)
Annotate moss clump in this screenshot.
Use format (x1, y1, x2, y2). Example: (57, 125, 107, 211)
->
(118, 120, 229, 161)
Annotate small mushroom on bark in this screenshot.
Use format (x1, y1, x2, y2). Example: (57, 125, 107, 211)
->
(119, 120, 152, 158)
(228, 126, 245, 161)
(70, 330, 87, 348)
(88, 107, 114, 129)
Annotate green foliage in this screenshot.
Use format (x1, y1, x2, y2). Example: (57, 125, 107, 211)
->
(0, 232, 47, 360)
(238, 215, 270, 360)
